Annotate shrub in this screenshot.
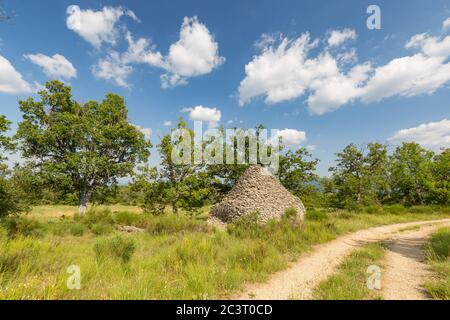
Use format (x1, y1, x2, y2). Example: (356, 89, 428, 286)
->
(383, 204, 406, 215)
(427, 228, 450, 261)
(94, 235, 136, 263)
(90, 222, 113, 235)
(146, 214, 210, 235)
(282, 207, 297, 220)
(425, 228, 450, 299)
(69, 223, 87, 236)
(114, 211, 143, 226)
(364, 205, 384, 214)
(227, 212, 260, 238)
(305, 209, 329, 221)
(76, 208, 114, 227)
(408, 206, 434, 214)
(1, 216, 43, 238)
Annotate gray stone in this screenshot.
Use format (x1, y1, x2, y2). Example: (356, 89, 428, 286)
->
(209, 165, 305, 223)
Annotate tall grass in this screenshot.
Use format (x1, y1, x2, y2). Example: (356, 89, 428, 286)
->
(0, 205, 449, 299)
(425, 227, 450, 300)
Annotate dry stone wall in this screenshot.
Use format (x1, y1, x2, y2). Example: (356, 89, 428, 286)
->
(210, 165, 305, 223)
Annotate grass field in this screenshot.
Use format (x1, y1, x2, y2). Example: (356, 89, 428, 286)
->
(0, 205, 449, 299)
(313, 243, 385, 300)
(425, 227, 450, 300)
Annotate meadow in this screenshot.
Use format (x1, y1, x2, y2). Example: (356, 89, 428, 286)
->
(0, 205, 449, 299)
(425, 227, 450, 299)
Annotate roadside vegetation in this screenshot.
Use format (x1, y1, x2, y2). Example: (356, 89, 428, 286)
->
(425, 227, 450, 299)
(313, 243, 385, 300)
(0, 206, 449, 299)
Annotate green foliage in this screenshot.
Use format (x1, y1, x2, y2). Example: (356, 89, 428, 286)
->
(227, 211, 261, 238)
(277, 147, 319, 199)
(0, 115, 28, 218)
(75, 208, 115, 227)
(432, 149, 450, 205)
(425, 227, 450, 299)
(383, 204, 407, 215)
(91, 223, 114, 235)
(0, 115, 14, 158)
(145, 214, 210, 235)
(390, 142, 435, 205)
(15, 81, 151, 212)
(94, 235, 136, 263)
(1, 216, 43, 238)
(305, 209, 329, 221)
(0, 206, 448, 299)
(134, 166, 168, 215)
(282, 207, 298, 220)
(114, 211, 143, 226)
(69, 223, 88, 236)
(427, 227, 450, 261)
(328, 143, 389, 209)
(364, 204, 384, 214)
(327, 142, 448, 209)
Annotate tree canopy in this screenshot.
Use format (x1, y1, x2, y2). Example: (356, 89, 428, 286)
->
(15, 81, 151, 214)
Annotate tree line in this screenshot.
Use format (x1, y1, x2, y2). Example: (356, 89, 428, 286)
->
(0, 81, 448, 218)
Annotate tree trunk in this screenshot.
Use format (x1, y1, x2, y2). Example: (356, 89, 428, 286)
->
(78, 188, 93, 215)
(172, 202, 178, 214)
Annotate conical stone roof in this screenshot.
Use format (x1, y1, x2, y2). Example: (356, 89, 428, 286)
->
(210, 165, 305, 223)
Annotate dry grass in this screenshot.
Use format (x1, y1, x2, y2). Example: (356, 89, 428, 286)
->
(0, 205, 448, 299)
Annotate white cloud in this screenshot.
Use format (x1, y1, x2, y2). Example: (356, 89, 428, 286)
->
(92, 16, 224, 88)
(122, 31, 165, 67)
(405, 33, 450, 57)
(66, 5, 139, 49)
(0, 55, 33, 94)
(24, 53, 77, 80)
(388, 119, 450, 151)
(160, 16, 225, 87)
(238, 33, 319, 106)
(133, 124, 152, 139)
(327, 28, 357, 47)
(360, 54, 450, 102)
(274, 129, 306, 146)
(238, 18, 450, 115)
(182, 105, 222, 128)
(443, 18, 450, 32)
(163, 121, 172, 126)
(336, 48, 358, 65)
(91, 52, 133, 87)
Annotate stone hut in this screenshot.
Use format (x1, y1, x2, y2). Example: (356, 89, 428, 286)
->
(210, 165, 305, 224)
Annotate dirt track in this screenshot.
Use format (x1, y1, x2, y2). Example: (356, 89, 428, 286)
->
(234, 218, 450, 300)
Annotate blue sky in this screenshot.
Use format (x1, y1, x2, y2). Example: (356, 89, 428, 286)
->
(0, 0, 449, 176)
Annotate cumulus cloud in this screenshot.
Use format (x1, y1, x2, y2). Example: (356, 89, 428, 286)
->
(0, 55, 33, 94)
(91, 52, 133, 87)
(238, 33, 319, 106)
(92, 16, 224, 88)
(388, 119, 450, 151)
(360, 54, 450, 102)
(238, 18, 450, 115)
(133, 124, 152, 139)
(182, 105, 222, 128)
(163, 121, 172, 126)
(161, 16, 225, 86)
(443, 18, 450, 32)
(24, 53, 77, 80)
(274, 129, 307, 146)
(66, 5, 139, 49)
(327, 28, 357, 47)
